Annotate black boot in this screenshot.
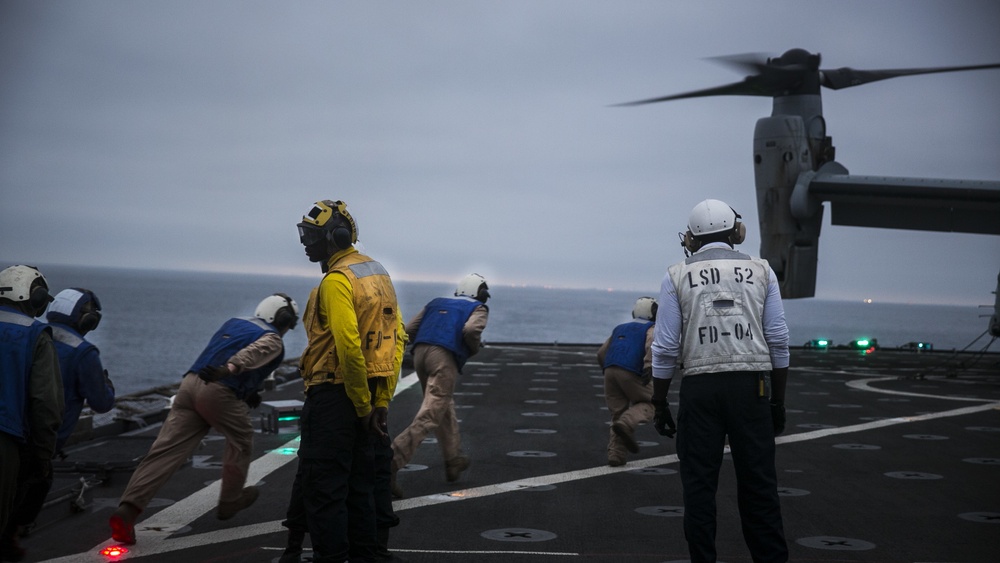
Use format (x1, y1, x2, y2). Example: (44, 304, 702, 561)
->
(376, 527, 391, 560)
(0, 525, 26, 563)
(277, 529, 305, 563)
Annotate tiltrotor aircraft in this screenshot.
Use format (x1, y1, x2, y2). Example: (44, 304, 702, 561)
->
(618, 48, 1000, 338)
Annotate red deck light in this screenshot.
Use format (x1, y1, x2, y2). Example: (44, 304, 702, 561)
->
(101, 545, 129, 558)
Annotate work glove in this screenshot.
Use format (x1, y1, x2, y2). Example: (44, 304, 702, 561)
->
(770, 402, 786, 436)
(640, 367, 652, 387)
(652, 398, 676, 438)
(197, 365, 229, 383)
(25, 456, 53, 480)
(245, 391, 262, 410)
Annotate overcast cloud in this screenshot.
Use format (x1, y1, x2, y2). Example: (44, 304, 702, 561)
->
(2, 1, 998, 305)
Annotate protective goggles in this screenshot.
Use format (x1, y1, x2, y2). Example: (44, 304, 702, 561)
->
(297, 224, 327, 246)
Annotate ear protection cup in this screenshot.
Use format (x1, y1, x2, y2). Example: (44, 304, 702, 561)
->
(327, 200, 357, 250)
(29, 284, 52, 311)
(271, 292, 298, 331)
(729, 220, 746, 245)
(331, 226, 353, 250)
(78, 310, 102, 332)
(682, 230, 703, 253)
(476, 285, 491, 303)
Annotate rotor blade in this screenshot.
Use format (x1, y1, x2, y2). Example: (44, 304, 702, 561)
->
(706, 52, 771, 75)
(612, 77, 774, 106)
(821, 62, 1000, 90)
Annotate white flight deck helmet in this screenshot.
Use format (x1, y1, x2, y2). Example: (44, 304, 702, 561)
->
(682, 199, 746, 253)
(0, 264, 54, 315)
(455, 273, 490, 303)
(255, 293, 300, 332)
(632, 296, 658, 322)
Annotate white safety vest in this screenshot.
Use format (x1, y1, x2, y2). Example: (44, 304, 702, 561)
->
(667, 247, 774, 376)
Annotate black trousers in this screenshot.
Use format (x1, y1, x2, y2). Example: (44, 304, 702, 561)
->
(285, 382, 378, 563)
(676, 372, 788, 563)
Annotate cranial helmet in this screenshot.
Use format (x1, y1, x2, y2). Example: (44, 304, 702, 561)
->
(47, 288, 103, 333)
(297, 200, 358, 250)
(632, 296, 658, 321)
(455, 273, 490, 303)
(255, 293, 300, 331)
(688, 199, 741, 236)
(0, 265, 53, 314)
(682, 199, 746, 252)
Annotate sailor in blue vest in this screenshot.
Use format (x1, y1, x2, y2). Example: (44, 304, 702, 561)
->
(651, 199, 789, 563)
(109, 294, 299, 546)
(45, 288, 116, 452)
(0, 265, 62, 560)
(598, 296, 658, 467)
(1, 287, 114, 560)
(390, 274, 489, 497)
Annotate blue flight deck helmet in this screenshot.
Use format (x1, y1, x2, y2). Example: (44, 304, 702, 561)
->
(47, 288, 103, 333)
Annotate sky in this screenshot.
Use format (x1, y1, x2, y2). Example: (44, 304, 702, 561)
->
(2, 1, 999, 306)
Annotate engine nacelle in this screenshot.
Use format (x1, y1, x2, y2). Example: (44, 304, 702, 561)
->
(753, 114, 825, 299)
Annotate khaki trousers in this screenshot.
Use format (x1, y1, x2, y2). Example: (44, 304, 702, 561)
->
(120, 373, 254, 510)
(604, 366, 654, 460)
(391, 345, 461, 470)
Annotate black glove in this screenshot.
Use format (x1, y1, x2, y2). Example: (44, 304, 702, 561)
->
(198, 365, 229, 383)
(34, 457, 53, 479)
(652, 398, 676, 438)
(640, 367, 652, 387)
(245, 391, 262, 410)
(370, 406, 389, 445)
(770, 402, 786, 436)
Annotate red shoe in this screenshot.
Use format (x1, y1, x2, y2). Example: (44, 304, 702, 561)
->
(109, 503, 140, 545)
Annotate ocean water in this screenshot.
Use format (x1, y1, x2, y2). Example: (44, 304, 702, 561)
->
(20, 264, 994, 397)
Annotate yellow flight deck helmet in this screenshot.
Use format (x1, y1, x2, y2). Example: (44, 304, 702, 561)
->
(297, 200, 359, 250)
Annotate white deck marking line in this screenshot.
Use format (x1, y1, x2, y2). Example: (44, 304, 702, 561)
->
(48, 373, 423, 562)
(393, 549, 580, 556)
(393, 399, 1000, 511)
(46, 376, 999, 561)
(845, 376, 994, 402)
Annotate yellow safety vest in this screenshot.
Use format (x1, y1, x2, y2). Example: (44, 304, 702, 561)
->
(299, 250, 402, 400)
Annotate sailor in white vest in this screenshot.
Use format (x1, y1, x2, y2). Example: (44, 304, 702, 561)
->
(651, 199, 789, 563)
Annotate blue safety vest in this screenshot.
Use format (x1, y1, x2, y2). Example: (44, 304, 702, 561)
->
(413, 296, 483, 371)
(189, 317, 285, 401)
(0, 306, 51, 442)
(603, 320, 653, 376)
(49, 323, 114, 449)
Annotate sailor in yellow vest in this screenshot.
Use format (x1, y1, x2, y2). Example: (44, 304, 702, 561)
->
(279, 200, 406, 563)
